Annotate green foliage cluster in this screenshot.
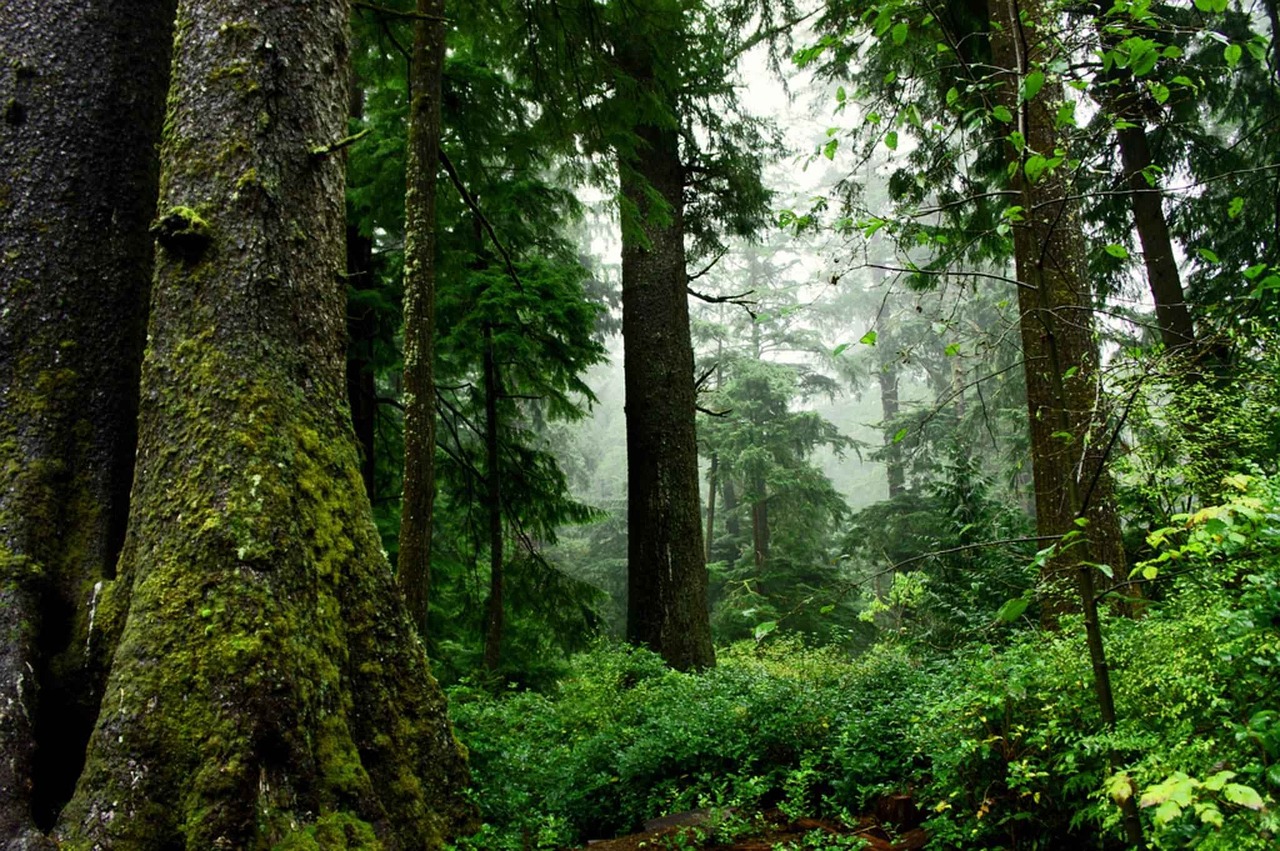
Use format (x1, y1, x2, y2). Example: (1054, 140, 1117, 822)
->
(446, 471, 1280, 849)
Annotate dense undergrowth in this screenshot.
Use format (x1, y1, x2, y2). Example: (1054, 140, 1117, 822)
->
(445, 477, 1280, 850)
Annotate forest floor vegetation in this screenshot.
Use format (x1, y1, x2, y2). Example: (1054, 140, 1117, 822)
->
(443, 475, 1280, 850)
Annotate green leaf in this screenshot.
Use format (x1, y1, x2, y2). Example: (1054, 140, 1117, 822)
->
(1225, 43, 1242, 68)
(1020, 70, 1045, 102)
(833, 343, 850, 357)
(1245, 263, 1269, 280)
(1104, 244, 1129, 259)
(1024, 155, 1048, 183)
(753, 620, 778, 641)
(992, 105, 1013, 123)
(1054, 102, 1076, 129)
(836, 85, 846, 104)
(1008, 131, 1025, 151)
(885, 131, 899, 150)
(823, 138, 839, 160)
(946, 86, 959, 106)
(1197, 247, 1221, 264)
(1203, 770, 1236, 792)
(1228, 196, 1245, 219)
(860, 330, 878, 346)
(996, 597, 1029, 622)
(944, 342, 961, 356)
(1108, 773, 1135, 804)
(893, 427, 908, 444)
(892, 21, 909, 45)
(1222, 783, 1265, 810)
(1149, 82, 1169, 104)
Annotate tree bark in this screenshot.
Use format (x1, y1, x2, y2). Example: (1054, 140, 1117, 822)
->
(618, 54, 715, 671)
(986, 0, 1127, 621)
(398, 0, 447, 636)
(46, 0, 474, 845)
(0, 1, 174, 843)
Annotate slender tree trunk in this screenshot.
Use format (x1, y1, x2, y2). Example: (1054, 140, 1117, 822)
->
(723, 477, 741, 540)
(0, 2, 174, 843)
(1090, 17, 1196, 352)
(986, 1, 1143, 844)
(482, 323, 505, 672)
(398, 0, 447, 635)
(877, 327, 905, 500)
(750, 480, 770, 578)
(1115, 125, 1196, 351)
(347, 226, 379, 502)
(49, 1, 474, 845)
(705, 453, 719, 563)
(618, 54, 714, 670)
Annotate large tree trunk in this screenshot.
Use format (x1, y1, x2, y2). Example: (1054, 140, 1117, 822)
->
(0, 1, 174, 843)
(618, 59, 715, 671)
(46, 1, 474, 846)
(986, 0, 1126, 621)
(398, 0, 448, 635)
(987, 0, 1142, 844)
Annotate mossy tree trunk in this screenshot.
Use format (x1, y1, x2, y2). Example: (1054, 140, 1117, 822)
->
(986, 0, 1127, 622)
(46, 0, 473, 847)
(0, 1, 174, 844)
(397, 0, 448, 636)
(986, 0, 1142, 842)
(617, 52, 715, 672)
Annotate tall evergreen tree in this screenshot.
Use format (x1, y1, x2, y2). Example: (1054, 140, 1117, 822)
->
(20, 1, 474, 844)
(398, 0, 448, 635)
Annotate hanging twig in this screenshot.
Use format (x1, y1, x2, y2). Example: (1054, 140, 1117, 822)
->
(438, 149, 524, 291)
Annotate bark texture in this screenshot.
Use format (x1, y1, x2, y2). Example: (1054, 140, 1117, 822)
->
(0, 1, 173, 844)
(618, 62, 715, 671)
(49, 1, 473, 846)
(986, 0, 1127, 620)
(397, 0, 448, 635)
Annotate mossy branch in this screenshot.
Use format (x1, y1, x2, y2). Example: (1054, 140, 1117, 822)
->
(308, 127, 371, 158)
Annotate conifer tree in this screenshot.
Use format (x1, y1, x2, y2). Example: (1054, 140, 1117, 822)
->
(22, 1, 474, 844)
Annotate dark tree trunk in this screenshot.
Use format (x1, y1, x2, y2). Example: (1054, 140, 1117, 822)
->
(618, 59, 714, 671)
(482, 323, 504, 672)
(1115, 125, 1196, 351)
(347, 226, 379, 502)
(723, 477, 741, 540)
(705, 453, 719, 563)
(0, 1, 174, 843)
(877, 325, 905, 500)
(398, 0, 448, 635)
(750, 476, 770, 578)
(46, 0, 474, 845)
(1090, 16, 1196, 353)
